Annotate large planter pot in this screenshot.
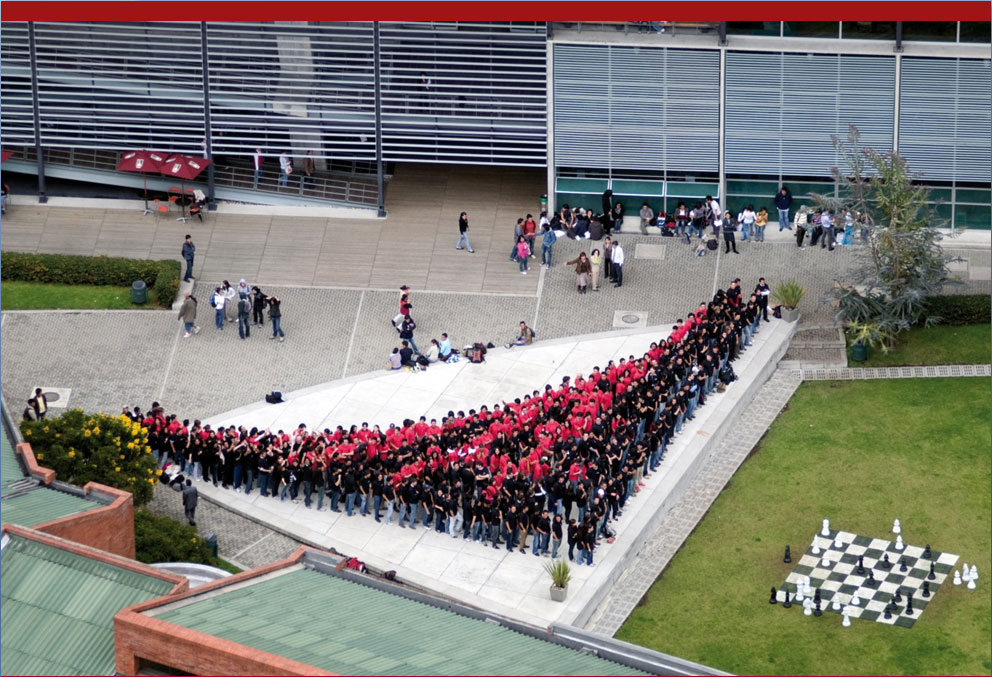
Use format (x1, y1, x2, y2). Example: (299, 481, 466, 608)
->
(549, 584, 568, 602)
(850, 340, 869, 363)
(781, 307, 800, 323)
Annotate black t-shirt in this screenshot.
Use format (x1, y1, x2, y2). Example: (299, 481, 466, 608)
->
(399, 347, 414, 365)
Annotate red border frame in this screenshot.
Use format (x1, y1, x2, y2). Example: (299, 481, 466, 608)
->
(1, 2, 989, 22)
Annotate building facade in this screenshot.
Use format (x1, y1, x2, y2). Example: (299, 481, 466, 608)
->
(1, 20, 989, 226)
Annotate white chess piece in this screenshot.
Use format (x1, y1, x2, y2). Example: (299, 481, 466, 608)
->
(821, 518, 830, 537)
(892, 518, 901, 534)
(832, 597, 841, 611)
(894, 535, 904, 551)
(834, 534, 843, 548)
(803, 599, 813, 616)
(811, 538, 821, 555)
(795, 584, 805, 602)
(961, 562, 970, 580)
(821, 553, 830, 567)
(850, 591, 861, 606)
(803, 577, 812, 596)
(967, 574, 976, 590)
(970, 564, 978, 581)
(842, 609, 851, 627)
(953, 570, 962, 586)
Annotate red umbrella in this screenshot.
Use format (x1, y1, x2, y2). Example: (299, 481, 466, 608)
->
(160, 154, 212, 222)
(117, 150, 166, 215)
(1, 150, 13, 164)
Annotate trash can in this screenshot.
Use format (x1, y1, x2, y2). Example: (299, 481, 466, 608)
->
(204, 533, 218, 558)
(130, 280, 147, 304)
(539, 194, 548, 213)
(850, 341, 868, 363)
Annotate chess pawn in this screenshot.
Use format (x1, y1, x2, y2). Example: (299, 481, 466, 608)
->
(967, 574, 976, 590)
(811, 538, 821, 555)
(961, 562, 969, 580)
(821, 553, 830, 567)
(883, 603, 893, 620)
(770, 587, 778, 604)
(783, 590, 792, 608)
(850, 591, 861, 606)
(892, 518, 901, 534)
(783, 545, 792, 563)
(803, 599, 813, 616)
(803, 579, 813, 597)
(833, 534, 843, 548)
(970, 565, 978, 582)
(880, 554, 892, 570)
(842, 610, 851, 627)
(922, 544, 932, 559)
(953, 570, 962, 586)
(927, 562, 936, 581)
(866, 569, 877, 586)
(893, 588, 903, 604)
(821, 518, 830, 537)
(831, 596, 841, 611)
(899, 557, 908, 573)
(814, 588, 822, 605)
(894, 535, 904, 551)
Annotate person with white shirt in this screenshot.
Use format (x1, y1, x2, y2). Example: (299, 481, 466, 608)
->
(211, 286, 226, 330)
(820, 209, 835, 251)
(610, 241, 625, 287)
(740, 205, 756, 242)
(252, 148, 263, 187)
(279, 152, 292, 187)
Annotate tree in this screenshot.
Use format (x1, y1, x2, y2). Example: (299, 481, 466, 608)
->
(811, 125, 962, 350)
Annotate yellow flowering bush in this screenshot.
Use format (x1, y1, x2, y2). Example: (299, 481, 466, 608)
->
(20, 409, 158, 506)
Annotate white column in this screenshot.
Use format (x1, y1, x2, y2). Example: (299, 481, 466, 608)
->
(718, 47, 726, 203)
(546, 39, 556, 215)
(893, 53, 901, 153)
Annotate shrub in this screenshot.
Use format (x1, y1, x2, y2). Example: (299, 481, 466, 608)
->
(922, 294, 991, 326)
(544, 558, 572, 588)
(20, 409, 160, 506)
(134, 510, 219, 565)
(0, 252, 180, 308)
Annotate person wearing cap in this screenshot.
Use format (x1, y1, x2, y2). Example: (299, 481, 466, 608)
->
(181, 234, 195, 282)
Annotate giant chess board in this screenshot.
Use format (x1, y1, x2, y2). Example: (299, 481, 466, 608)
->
(777, 528, 959, 628)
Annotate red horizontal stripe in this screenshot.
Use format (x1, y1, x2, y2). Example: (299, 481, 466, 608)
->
(2, 2, 990, 22)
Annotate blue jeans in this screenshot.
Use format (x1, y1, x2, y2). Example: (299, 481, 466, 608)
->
(253, 168, 262, 186)
(456, 232, 472, 251)
(373, 494, 382, 518)
(238, 313, 250, 339)
(755, 224, 766, 241)
(279, 170, 288, 187)
(272, 317, 284, 338)
(345, 491, 357, 516)
(405, 335, 419, 355)
(778, 208, 791, 231)
(359, 494, 369, 516)
(233, 465, 243, 490)
(244, 469, 254, 495)
(518, 257, 528, 273)
(385, 499, 395, 524)
(184, 257, 194, 281)
(258, 472, 269, 496)
(215, 309, 224, 330)
(741, 223, 750, 240)
(316, 486, 326, 510)
(542, 245, 553, 266)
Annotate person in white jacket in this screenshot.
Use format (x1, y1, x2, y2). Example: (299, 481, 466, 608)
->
(611, 241, 625, 288)
(211, 286, 226, 330)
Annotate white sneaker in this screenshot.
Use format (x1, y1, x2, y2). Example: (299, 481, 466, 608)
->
(279, 337, 285, 342)
(521, 271, 527, 275)
(183, 332, 191, 338)
(193, 326, 201, 334)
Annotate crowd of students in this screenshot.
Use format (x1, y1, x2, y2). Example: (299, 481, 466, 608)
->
(145, 277, 771, 564)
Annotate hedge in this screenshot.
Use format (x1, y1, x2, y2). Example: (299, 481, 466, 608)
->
(0, 252, 181, 308)
(923, 294, 991, 326)
(134, 510, 221, 566)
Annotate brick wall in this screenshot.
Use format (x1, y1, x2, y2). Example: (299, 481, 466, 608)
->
(16, 440, 137, 558)
(114, 547, 335, 676)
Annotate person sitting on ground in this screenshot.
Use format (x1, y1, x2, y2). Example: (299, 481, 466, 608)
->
(438, 332, 452, 362)
(399, 340, 416, 367)
(425, 339, 441, 363)
(506, 321, 535, 349)
(388, 348, 402, 370)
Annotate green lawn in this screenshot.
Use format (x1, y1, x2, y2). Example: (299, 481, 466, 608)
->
(617, 378, 991, 676)
(1, 280, 160, 310)
(856, 324, 990, 367)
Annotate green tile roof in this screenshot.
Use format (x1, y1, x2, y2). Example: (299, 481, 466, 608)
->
(1, 534, 176, 676)
(157, 568, 648, 676)
(1, 404, 101, 527)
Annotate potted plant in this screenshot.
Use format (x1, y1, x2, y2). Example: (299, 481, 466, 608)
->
(772, 279, 805, 323)
(544, 558, 572, 602)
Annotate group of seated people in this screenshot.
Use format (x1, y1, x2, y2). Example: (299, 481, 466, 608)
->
(143, 277, 769, 563)
(388, 332, 454, 370)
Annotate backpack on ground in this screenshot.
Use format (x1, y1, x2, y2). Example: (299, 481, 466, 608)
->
(719, 364, 737, 385)
(265, 391, 283, 404)
(468, 342, 487, 363)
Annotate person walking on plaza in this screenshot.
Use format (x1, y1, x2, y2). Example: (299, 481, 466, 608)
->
(564, 251, 592, 294)
(456, 211, 474, 253)
(775, 186, 793, 231)
(821, 209, 836, 251)
(181, 234, 195, 282)
(211, 286, 226, 330)
(611, 240, 625, 287)
(515, 236, 530, 274)
(268, 295, 285, 342)
(252, 148, 263, 187)
(398, 315, 419, 354)
(540, 222, 557, 267)
(177, 292, 200, 338)
(182, 478, 198, 526)
(33, 388, 48, 420)
(279, 151, 292, 187)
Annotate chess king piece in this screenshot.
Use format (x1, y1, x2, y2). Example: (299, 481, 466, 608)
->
(953, 570, 962, 586)
(811, 538, 821, 555)
(783, 590, 792, 608)
(892, 518, 901, 534)
(880, 553, 892, 570)
(770, 587, 778, 604)
(961, 562, 970, 580)
(928, 562, 936, 581)
(922, 580, 931, 598)
(813, 599, 822, 617)
(796, 584, 805, 602)
(894, 535, 904, 551)
(922, 544, 932, 559)
(900, 557, 909, 573)
(821, 518, 830, 537)
(783, 545, 792, 563)
(857, 555, 866, 575)
(842, 609, 851, 627)
(905, 591, 914, 616)
(850, 591, 861, 606)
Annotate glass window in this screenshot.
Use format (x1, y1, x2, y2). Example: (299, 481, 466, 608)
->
(842, 21, 897, 40)
(959, 21, 991, 43)
(901, 22, 958, 42)
(956, 188, 992, 204)
(782, 22, 840, 38)
(954, 203, 991, 229)
(726, 22, 780, 37)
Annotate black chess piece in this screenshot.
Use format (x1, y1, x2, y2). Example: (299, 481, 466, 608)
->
(922, 544, 932, 559)
(905, 591, 914, 616)
(883, 603, 893, 620)
(814, 588, 822, 605)
(866, 569, 877, 587)
(900, 557, 908, 573)
(928, 562, 936, 581)
(893, 587, 903, 604)
(880, 553, 892, 570)
(770, 587, 778, 604)
(857, 555, 866, 575)
(784, 545, 792, 563)
(922, 580, 931, 598)
(813, 599, 822, 617)
(783, 589, 792, 608)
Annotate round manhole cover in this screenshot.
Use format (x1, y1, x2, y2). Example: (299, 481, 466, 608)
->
(41, 391, 60, 403)
(621, 314, 641, 324)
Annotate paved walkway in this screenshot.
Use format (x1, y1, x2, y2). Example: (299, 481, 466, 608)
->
(584, 362, 991, 635)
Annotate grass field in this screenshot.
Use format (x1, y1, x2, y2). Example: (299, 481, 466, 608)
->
(1, 280, 160, 310)
(617, 378, 991, 676)
(857, 324, 990, 368)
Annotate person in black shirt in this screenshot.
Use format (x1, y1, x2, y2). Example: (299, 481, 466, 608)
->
(371, 472, 385, 521)
(551, 514, 564, 558)
(398, 340, 415, 368)
(343, 465, 358, 516)
(534, 510, 551, 556)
